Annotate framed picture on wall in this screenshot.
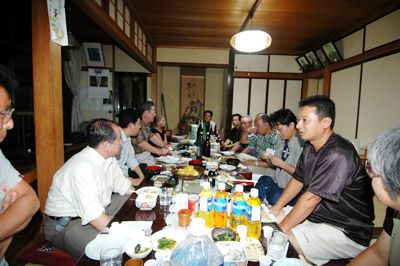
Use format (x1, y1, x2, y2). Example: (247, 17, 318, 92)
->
(295, 56, 312, 72)
(83, 42, 105, 67)
(305, 50, 323, 70)
(315, 48, 327, 66)
(322, 41, 342, 64)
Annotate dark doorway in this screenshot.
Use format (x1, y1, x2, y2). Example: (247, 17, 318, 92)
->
(114, 72, 147, 114)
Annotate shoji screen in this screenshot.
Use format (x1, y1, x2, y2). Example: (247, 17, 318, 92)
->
(358, 53, 400, 144)
(330, 65, 361, 140)
(249, 79, 267, 119)
(232, 78, 249, 115)
(285, 80, 302, 115)
(267, 80, 285, 114)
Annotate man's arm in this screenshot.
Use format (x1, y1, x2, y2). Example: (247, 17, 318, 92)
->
(150, 135, 165, 147)
(138, 141, 168, 155)
(348, 230, 390, 266)
(269, 155, 295, 174)
(278, 191, 321, 233)
(130, 165, 145, 186)
(89, 213, 113, 231)
(270, 178, 303, 219)
(0, 180, 40, 241)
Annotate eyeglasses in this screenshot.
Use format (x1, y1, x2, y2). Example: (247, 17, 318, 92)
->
(365, 159, 379, 178)
(0, 108, 14, 123)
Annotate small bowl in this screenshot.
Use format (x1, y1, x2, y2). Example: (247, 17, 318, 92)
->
(125, 236, 153, 259)
(135, 193, 157, 210)
(189, 159, 202, 166)
(212, 227, 237, 242)
(226, 158, 240, 166)
(146, 165, 161, 177)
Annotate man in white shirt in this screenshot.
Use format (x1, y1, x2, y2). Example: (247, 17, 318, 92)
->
(0, 65, 40, 265)
(116, 108, 145, 186)
(44, 119, 135, 258)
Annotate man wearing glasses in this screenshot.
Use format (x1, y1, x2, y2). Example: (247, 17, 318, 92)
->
(350, 128, 400, 265)
(270, 95, 374, 265)
(0, 65, 40, 265)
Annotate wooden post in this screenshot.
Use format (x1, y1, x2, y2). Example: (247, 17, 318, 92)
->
(322, 65, 331, 96)
(301, 78, 308, 99)
(32, 0, 65, 213)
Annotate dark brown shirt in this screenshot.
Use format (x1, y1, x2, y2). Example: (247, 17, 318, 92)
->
(293, 133, 374, 246)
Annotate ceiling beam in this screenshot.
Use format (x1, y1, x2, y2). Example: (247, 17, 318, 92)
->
(240, 0, 263, 32)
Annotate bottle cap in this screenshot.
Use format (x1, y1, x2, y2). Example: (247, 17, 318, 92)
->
(217, 182, 225, 191)
(250, 188, 259, 198)
(203, 181, 210, 189)
(235, 184, 243, 193)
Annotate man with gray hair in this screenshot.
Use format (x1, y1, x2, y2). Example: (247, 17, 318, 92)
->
(350, 127, 400, 266)
(231, 114, 253, 153)
(44, 119, 135, 258)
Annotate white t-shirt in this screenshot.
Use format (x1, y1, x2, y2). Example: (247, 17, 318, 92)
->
(45, 146, 131, 225)
(0, 149, 22, 208)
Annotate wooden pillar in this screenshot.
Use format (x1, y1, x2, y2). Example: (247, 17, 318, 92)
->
(301, 78, 308, 99)
(322, 65, 331, 96)
(32, 0, 65, 212)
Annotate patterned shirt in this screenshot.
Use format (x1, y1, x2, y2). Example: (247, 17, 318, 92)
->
(132, 120, 154, 154)
(248, 130, 280, 159)
(271, 134, 303, 188)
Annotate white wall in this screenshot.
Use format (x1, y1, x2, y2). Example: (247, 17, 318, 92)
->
(365, 9, 400, 51)
(157, 47, 229, 64)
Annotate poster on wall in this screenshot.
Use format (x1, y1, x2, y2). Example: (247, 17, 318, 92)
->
(179, 75, 204, 134)
(87, 68, 113, 114)
(47, 0, 68, 46)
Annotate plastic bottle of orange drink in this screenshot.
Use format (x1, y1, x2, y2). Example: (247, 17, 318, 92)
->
(213, 182, 228, 227)
(244, 188, 262, 239)
(229, 184, 246, 232)
(198, 181, 214, 228)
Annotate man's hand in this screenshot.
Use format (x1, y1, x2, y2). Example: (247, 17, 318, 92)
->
(159, 148, 169, 156)
(0, 186, 18, 214)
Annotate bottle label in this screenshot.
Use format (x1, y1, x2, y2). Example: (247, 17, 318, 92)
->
(247, 205, 261, 221)
(200, 196, 213, 212)
(214, 197, 227, 212)
(232, 200, 246, 215)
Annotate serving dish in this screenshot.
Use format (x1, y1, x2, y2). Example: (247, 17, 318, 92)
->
(125, 236, 153, 259)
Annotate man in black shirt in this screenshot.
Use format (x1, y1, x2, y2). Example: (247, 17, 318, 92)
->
(271, 95, 374, 265)
(223, 113, 242, 148)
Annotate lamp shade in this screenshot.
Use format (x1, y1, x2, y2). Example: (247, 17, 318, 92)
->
(230, 30, 272, 53)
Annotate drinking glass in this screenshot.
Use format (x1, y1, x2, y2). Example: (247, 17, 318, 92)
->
(100, 244, 123, 266)
(159, 188, 171, 206)
(267, 231, 288, 261)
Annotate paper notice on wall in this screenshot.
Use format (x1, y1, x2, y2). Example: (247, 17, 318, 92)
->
(47, 0, 68, 46)
(88, 87, 110, 98)
(88, 68, 110, 89)
(88, 98, 101, 111)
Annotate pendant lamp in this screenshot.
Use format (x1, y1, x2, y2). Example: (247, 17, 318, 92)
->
(230, 30, 272, 53)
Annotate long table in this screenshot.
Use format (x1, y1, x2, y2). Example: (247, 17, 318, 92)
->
(75, 177, 299, 265)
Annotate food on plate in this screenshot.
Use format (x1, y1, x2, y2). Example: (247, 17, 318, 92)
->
(216, 173, 236, 183)
(134, 244, 150, 254)
(215, 231, 236, 241)
(157, 237, 176, 250)
(177, 166, 199, 176)
(242, 238, 264, 261)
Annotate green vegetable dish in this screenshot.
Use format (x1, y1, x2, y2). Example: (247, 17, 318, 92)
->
(157, 237, 177, 250)
(216, 232, 236, 241)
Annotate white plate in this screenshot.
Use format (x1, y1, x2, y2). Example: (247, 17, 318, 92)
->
(219, 164, 236, 171)
(241, 237, 264, 262)
(151, 228, 187, 252)
(237, 153, 257, 162)
(274, 258, 304, 266)
(136, 186, 162, 195)
(85, 234, 124, 260)
(221, 151, 234, 156)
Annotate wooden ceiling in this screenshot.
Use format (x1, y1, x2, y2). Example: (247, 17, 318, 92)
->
(128, 0, 399, 54)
